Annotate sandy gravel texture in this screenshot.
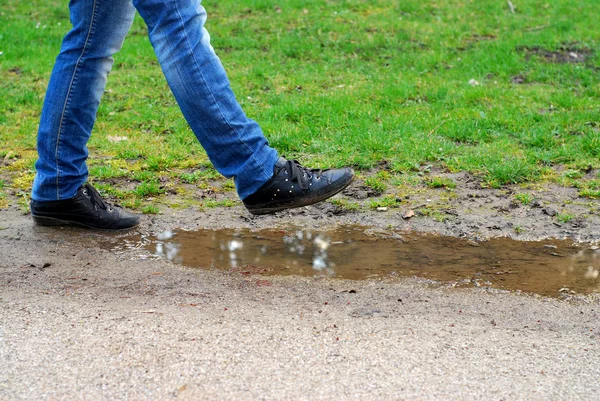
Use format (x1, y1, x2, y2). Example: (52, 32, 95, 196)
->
(1, 207, 599, 400)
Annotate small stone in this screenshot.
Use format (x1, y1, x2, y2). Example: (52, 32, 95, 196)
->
(107, 135, 128, 143)
(542, 207, 558, 216)
(402, 210, 415, 219)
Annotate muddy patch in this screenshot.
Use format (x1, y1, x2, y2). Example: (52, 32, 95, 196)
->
(517, 44, 593, 64)
(112, 225, 600, 297)
(511, 74, 527, 84)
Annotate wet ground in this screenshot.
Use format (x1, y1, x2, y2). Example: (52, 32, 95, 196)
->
(107, 226, 600, 297)
(1, 205, 600, 400)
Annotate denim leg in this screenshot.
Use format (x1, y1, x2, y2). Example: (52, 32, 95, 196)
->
(32, 0, 136, 201)
(132, 0, 279, 199)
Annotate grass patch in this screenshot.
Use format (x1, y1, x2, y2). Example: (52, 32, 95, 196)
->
(391, 173, 422, 188)
(222, 179, 236, 191)
(94, 183, 125, 199)
(515, 193, 533, 205)
(120, 198, 142, 210)
(557, 213, 575, 223)
(577, 178, 600, 198)
(132, 181, 165, 198)
(2, 0, 600, 210)
(580, 189, 600, 199)
(0, 180, 7, 209)
(561, 169, 585, 180)
(369, 195, 402, 209)
(180, 172, 201, 184)
(417, 206, 450, 222)
(329, 199, 360, 212)
(12, 173, 35, 191)
(364, 175, 388, 195)
(141, 204, 160, 214)
(203, 199, 238, 208)
(425, 176, 456, 190)
(179, 168, 222, 184)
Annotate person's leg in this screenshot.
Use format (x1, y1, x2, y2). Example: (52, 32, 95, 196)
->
(131, 0, 279, 199)
(32, 0, 353, 229)
(132, 0, 353, 211)
(32, 0, 136, 202)
(30, 0, 140, 229)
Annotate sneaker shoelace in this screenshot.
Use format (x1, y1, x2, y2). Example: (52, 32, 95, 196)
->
(286, 160, 323, 190)
(82, 184, 113, 212)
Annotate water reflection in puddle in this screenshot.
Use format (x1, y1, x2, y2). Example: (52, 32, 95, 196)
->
(122, 226, 600, 297)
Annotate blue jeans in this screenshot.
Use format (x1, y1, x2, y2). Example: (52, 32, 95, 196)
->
(32, 0, 279, 202)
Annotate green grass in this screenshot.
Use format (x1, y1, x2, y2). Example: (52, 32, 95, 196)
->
(580, 189, 600, 198)
(556, 213, 575, 223)
(132, 181, 165, 198)
(0, 179, 7, 208)
(578, 178, 600, 198)
(1, 0, 600, 210)
(369, 195, 403, 209)
(515, 192, 533, 205)
(141, 204, 160, 214)
(364, 175, 388, 194)
(329, 199, 360, 212)
(425, 176, 457, 190)
(202, 199, 238, 208)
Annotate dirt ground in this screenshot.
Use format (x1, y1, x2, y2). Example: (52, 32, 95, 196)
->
(1, 176, 600, 400)
(144, 170, 600, 242)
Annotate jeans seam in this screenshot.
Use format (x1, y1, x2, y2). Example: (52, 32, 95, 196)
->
(54, 0, 99, 200)
(172, 1, 272, 181)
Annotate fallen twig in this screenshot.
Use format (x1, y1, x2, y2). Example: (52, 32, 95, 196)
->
(507, 1, 516, 14)
(427, 120, 446, 136)
(525, 24, 552, 32)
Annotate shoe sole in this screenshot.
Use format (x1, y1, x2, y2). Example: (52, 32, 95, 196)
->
(32, 215, 139, 231)
(245, 172, 355, 215)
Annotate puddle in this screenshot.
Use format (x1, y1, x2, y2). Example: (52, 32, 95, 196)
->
(120, 226, 600, 297)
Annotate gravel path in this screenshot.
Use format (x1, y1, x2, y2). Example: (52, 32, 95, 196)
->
(1, 208, 599, 400)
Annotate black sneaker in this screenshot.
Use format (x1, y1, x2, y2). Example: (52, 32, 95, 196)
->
(243, 157, 355, 215)
(30, 183, 140, 230)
